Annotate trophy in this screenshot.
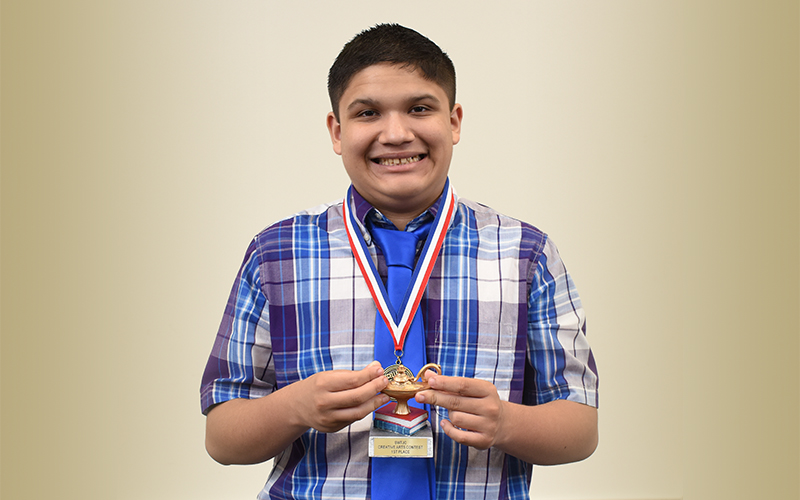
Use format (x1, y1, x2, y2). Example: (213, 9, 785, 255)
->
(369, 363, 441, 458)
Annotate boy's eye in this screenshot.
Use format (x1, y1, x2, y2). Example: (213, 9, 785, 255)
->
(357, 109, 378, 118)
(410, 106, 429, 113)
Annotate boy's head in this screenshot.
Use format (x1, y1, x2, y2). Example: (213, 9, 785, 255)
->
(327, 24, 456, 121)
(326, 25, 463, 229)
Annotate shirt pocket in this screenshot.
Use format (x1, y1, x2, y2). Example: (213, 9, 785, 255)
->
(431, 321, 521, 399)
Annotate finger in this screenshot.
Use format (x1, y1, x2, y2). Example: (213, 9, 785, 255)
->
(348, 360, 387, 386)
(445, 410, 493, 434)
(359, 392, 392, 415)
(327, 373, 389, 410)
(439, 418, 493, 450)
(363, 359, 385, 375)
(416, 390, 479, 414)
(426, 374, 493, 398)
(318, 362, 386, 392)
(327, 392, 391, 423)
(420, 368, 439, 382)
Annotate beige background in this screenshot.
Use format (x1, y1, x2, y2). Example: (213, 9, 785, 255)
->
(2, 1, 797, 499)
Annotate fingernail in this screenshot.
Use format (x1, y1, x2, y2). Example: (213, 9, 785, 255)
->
(416, 393, 426, 403)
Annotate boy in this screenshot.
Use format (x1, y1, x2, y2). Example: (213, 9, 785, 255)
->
(201, 24, 598, 500)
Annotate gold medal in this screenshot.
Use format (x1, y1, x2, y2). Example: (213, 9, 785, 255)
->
(383, 363, 414, 382)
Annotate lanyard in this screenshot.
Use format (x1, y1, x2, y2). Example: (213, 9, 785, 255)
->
(343, 181, 456, 352)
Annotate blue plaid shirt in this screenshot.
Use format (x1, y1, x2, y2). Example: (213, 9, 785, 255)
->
(201, 185, 598, 500)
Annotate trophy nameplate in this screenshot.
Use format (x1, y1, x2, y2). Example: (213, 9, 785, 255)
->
(369, 424, 433, 458)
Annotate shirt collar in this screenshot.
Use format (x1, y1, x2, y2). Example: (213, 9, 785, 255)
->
(350, 185, 444, 231)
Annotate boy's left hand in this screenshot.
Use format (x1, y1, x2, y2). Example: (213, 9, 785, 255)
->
(415, 373, 505, 450)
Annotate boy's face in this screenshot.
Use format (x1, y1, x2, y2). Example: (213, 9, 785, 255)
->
(327, 63, 462, 222)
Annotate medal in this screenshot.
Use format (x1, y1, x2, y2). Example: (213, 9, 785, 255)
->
(383, 361, 414, 382)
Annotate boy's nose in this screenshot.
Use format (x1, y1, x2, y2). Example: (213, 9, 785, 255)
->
(379, 113, 414, 145)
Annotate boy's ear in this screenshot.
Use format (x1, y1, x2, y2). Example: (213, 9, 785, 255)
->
(326, 112, 343, 155)
(450, 103, 463, 145)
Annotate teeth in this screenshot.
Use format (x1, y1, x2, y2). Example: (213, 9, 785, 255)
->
(377, 155, 422, 166)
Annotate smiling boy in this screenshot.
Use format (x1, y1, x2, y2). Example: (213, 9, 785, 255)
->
(201, 24, 598, 500)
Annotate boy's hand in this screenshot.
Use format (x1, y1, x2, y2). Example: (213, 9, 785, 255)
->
(296, 360, 390, 433)
(415, 373, 505, 450)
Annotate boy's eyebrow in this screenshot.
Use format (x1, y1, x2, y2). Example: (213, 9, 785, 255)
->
(346, 98, 380, 111)
(345, 93, 443, 112)
(408, 93, 441, 104)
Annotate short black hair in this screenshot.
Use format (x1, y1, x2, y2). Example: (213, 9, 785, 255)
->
(328, 24, 456, 121)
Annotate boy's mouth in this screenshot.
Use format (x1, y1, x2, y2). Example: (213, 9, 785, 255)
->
(372, 154, 426, 166)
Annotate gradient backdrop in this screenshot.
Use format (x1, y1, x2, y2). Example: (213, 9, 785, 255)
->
(2, 1, 798, 499)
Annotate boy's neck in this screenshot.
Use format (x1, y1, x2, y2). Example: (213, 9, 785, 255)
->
(379, 211, 419, 231)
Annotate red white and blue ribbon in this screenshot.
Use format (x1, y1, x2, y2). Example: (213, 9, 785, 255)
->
(343, 180, 456, 352)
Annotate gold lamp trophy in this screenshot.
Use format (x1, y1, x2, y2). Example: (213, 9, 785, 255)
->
(380, 363, 441, 415)
(370, 362, 440, 457)
(370, 361, 442, 456)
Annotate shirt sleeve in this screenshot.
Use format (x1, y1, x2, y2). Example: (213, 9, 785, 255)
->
(200, 238, 275, 415)
(526, 236, 598, 407)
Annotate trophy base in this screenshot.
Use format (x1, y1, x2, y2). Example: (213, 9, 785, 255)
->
(369, 424, 433, 458)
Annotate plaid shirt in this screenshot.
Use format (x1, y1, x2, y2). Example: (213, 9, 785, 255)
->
(201, 185, 598, 500)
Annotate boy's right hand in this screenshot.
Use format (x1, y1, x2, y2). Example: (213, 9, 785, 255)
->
(205, 360, 390, 465)
(295, 360, 390, 433)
